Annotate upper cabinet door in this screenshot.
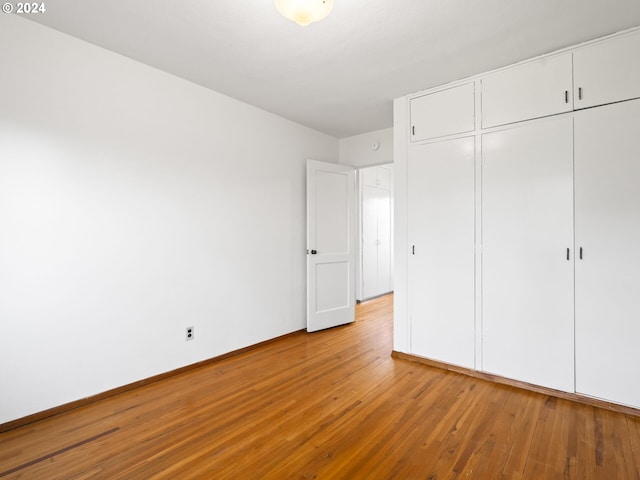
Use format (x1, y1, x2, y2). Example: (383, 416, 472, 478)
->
(573, 30, 640, 110)
(410, 83, 475, 142)
(481, 53, 573, 129)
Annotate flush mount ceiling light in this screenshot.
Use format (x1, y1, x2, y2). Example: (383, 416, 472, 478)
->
(274, 0, 334, 26)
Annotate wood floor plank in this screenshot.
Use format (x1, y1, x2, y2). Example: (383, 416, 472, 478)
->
(1, 293, 640, 479)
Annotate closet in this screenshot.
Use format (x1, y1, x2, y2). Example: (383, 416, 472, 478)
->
(397, 27, 640, 409)
(360, 166, 393, 300)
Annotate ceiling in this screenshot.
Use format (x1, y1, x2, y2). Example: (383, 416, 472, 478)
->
(24, 0, 640, 138)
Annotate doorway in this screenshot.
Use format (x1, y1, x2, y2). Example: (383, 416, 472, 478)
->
(357, 164, 394, 302)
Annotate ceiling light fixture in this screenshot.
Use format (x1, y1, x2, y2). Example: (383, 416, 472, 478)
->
(274, 0, 333, 26)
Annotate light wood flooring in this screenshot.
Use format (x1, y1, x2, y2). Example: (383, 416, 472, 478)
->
(1, 294, 640, 479)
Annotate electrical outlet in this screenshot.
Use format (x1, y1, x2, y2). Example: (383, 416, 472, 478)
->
(186, 326, 194, 341)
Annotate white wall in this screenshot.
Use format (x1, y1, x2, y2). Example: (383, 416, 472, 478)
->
(0, 15, 338, 424)
(392, 99, 410, 353)
(339, 128, 393, 168)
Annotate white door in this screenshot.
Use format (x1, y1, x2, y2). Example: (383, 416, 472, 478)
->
(408, 136, 476, 369)
(575, 99, 640, 408)
(481, 117, 574, 392)
(307, 160, 356, 332)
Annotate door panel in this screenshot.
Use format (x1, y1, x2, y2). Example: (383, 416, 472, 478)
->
(307, 160, 355, 332)
(482, 117, 574, 392)
(408, 136, 475, 369)
(482, 53, 573, 128)
(575, 100, 640, 408)
(315, 171, 349, 253)
(573, 30, 640, 110)
(316, 262, 349, 312)
(410, 83, 475, 141)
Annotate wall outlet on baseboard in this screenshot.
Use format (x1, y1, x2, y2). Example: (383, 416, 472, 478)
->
(186, 326, 194, 341)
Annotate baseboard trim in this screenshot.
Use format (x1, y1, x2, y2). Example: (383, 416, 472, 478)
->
(392, 351, 640, 418)
(1, 329, 306, 433)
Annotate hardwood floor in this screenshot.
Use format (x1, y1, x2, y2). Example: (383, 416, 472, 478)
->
(1, 294, 639, 479)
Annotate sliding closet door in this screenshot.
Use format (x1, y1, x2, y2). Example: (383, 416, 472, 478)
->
(482, 117, 574, 392)
(408, 136, 475, 368)
(575, 99, 640, 408)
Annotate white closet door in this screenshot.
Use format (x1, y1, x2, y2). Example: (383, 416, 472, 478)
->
(376, 185, 392, 295)
(408, 137, 475, 369)
(575, 99, 640, 408)
(362, 185, 380, 299)
(410, 83, 475, 142)
(482, 117, 574, 392)
(362, 184, 392, 299)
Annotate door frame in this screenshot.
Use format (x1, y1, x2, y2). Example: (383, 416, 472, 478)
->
(356, 163, 394, 302)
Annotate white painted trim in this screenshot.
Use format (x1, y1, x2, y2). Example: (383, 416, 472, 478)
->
(392, 97, 410, 353)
